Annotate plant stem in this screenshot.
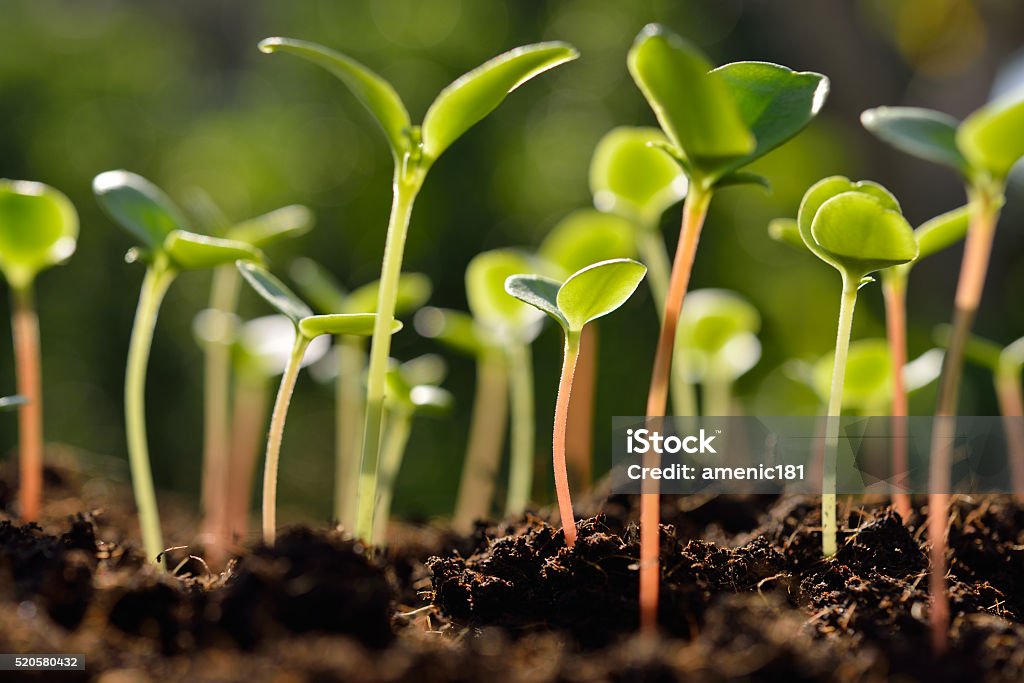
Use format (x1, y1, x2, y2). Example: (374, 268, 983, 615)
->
(927, 184, 1000, 654)
(640, 185, 712, 634)
(226, 370, 268, 542)
(453, 350, 509, 533)
(200, 265, 241, 565)
(702, 370, 732, 417)
(11, 284, 43, 522)
(882, 276, 913, 522)
(262, 334, 310, 545)
(996, 369, 1024, 502)
(566, 324, 597, 491)
(355, 173, 422, 542)
(125, 262, 176, 566)
(335, 337, 366, 530)
(371, 410, 414, 546)
(505, 341, 536, 516)
(822, 275, 859, 557)
(553, 333, 581, 547)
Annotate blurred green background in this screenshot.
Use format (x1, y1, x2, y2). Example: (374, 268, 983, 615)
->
(1, 0, 1023, 524)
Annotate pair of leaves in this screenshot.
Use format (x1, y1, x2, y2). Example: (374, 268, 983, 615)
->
(675, 289, 761, 382)
(94, 171, 264, 271)
(260, 37, 577, 169)
(810, 339, 942, 411)
(797, 176, 917, 280)
(236, 261, 400, 342)
(0, 179, 78, 290)
(862, 96, 1024, 182)
(539, 210, 637, 277)
(289, 257, 432, 317)
(628, 24, 829, 186)
(386, 355, 452, 416)
(504, 259, 646, 338)
(465, 249, 547, 343)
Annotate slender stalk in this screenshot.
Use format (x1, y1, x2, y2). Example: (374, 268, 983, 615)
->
(882, 277, 913, 522)
(702, 370, 732, 417)
(225, 370, 268, 542)
(371, 411, 414, 546)
(927, 184, 1000, 654)
(335, 337, 366, 530)
(453, 350, 509, 532)
(553, 334, 581, 547)
(356, 172, 422, 542)
(505, 341, 536, 516)
(262, 335, 311, 544)
(996, 370, 1024, 502)
(640, 185, 712, 634)
(822, 276, 859, 557)
(125, 262, 177, 566)
(11, 285, 43, 522)
(566, 324, 597, 491)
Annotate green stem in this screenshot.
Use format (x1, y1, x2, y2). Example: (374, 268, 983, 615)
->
(371, 409, 414, 546)
(262, 334, 311, 544)
(702, 371, 733, 417)
(822, 275, 859, 557)
(505, 341, 536, 517)
(553, 332, 581, 547)
(355, 172, 423, 542)
(335, 336, 366, 530)
(125, 262, 177, 566)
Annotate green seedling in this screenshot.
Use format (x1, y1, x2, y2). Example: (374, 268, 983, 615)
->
(797, 176, 917, 558)
(628, 22, 829, 633)
(290, 258, 431, 531)
(540, 211, 636, 489)
(235, 261, 399, 544)
(373, 356, 452, 546)
(0, 180, 77, 523)
(94, 170, 262, 566)
(862, 94, 1024, 652)
(189, 196, 313, 566)
(261, 36, 577, 543)
(506, 258, 646, 547)
(674, 289, 761, 417)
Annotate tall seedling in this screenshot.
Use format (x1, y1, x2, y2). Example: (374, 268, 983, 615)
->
(94, 171, 262, 566)
(862, 95, 1024, 651)
(628, 23, 829, 632)
(0, 180, 78, 522)
(261, 36, 577, 542)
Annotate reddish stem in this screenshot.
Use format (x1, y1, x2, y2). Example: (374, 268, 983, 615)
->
(883, 279, 913, 522)
(996, 374, 1024, 503)
(553, 336, 581, 547)
(566, 324, 597, 492)
(225, 374, 269, 545)
(11, 286, 43, 523)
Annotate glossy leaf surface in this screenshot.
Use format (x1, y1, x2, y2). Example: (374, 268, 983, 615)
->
(0, 180, 78, 288)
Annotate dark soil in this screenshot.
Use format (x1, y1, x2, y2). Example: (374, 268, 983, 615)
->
(3, 460, 1024, 682)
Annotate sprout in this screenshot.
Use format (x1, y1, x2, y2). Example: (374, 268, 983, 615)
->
(797, 176, 917, 558)
(0, 180, 78, 523)
(506, 259, 646, 547)
(862, 94, 1024, 652)
(290, 258, 431, 532)
(260, 36, 577, 543)
(628, 22, 828, 633)
(235, 261, 399, 544)
(94, 170, 262, 566)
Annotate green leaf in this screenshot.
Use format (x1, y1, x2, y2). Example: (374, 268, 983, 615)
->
(0, 394, 27, 411)
(913, 204, 970, 261)
(414, 307, 489, 356)
(259, 37, 412, 158)
(810, 192, 918, 276)
(289, 257, 348, 314)
(627, 24, 754, 181)
(588, 126, 687, 226)
(0, 180, 78, 289)
(234, 314, 330, 378)
(228, 205, 314, 248)
(715, 171, 771, 190)
(957, 95, 1024, 180)
(400, 353, 447, 387)
(93, 170, 189, 250)
(163, 230, 263, 271)
(421, 42, 578, 163)
(1000, 336, 1024, 376)
(298, 312, 398, 339)
(504, 274, 567, 331)
(344, 273, 432, 316)
(935, 325, 1002, 371)
(556, 258, 647, 332)
(767, 218, 805, 250)
(860, 107, 967, 174)
(678, 289, 760, 354)
(539, 209, 636, 276)
(467, 250, 546, 334)
(712, 61, 829, 177)
(236, 260, 313, 325)
(813, 339, 892, 410)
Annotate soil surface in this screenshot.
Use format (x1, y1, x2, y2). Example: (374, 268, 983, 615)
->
(2, 457, 1024, 682)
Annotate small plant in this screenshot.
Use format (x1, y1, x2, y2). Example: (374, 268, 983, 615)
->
(261, 35, 578, 542)
(290, 258, 431, 531)
(862, 94, 1024, 651)
(94, 170, 262, 565)
(627, 22, 829, 632)
(796, 176, 917, 557)
(0, 180, 77, 522)
(505, 258, 646, 547)
(235, 261, 399, 543)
